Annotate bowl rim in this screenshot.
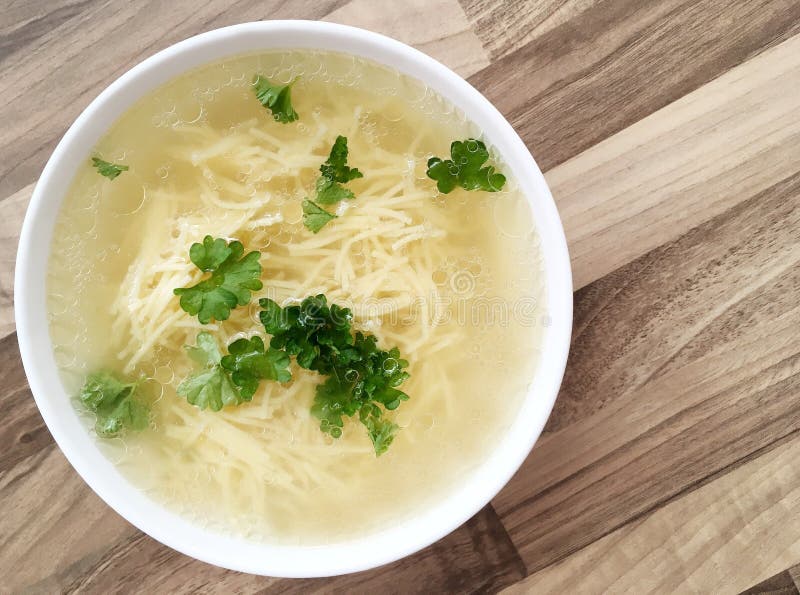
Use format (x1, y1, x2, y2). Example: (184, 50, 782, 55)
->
(14, 20, 572, 577)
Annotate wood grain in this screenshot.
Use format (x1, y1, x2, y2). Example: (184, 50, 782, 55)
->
(0, 183, 31, 339)
(549, 33, 800, 288)
(493, 168, 800, 572)
(325, 0, 489, 78)
(3, 1, 800, 592)
(741, 570, 800, 595)
(459, 0, 594, 59)
(502, 433, 800, 594)
(467, 0, 800, 172)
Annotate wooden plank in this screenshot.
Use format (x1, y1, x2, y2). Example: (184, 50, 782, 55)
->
(467, 0, 800, 172)
(491, 168, 800, 573)
(501, 433, 800, 594)
(740, 571, 800, 595)
(459, 0, 596, 59)
(548, 33, 800, 288)
(0, 0, 486, 201)
(0, 333, 50, 474)
(324, 0, 489, 78)
(0, 446, 140, 593)
(0, 183, 32, 340)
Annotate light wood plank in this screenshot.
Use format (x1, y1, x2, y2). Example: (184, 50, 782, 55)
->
(0, 183, 31, 340)
(325, 0, 489, 78)
(492, 169, 800, 572)
(0, 447, 141, 593)
(501, 434, 800, 594)
(468, 0, 800, 172)
(549, 33, 800, 288)
(459, 0, 596, 59)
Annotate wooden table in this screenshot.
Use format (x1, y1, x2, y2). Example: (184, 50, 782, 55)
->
(2, 1, 799, 592)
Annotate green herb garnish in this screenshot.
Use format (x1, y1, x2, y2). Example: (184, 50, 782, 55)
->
(318, 135, 363, 195)
(178, 331, 240, 411)
(178, 332, 291, 410)
(311, 332, 409, 454)
(359, 403, 398, 457)
(174, 236, 263, 324)
(221, 335, 291, 399)
(302, 136, 363, 232)
(79, 371, 149, 436)
(260, 295, 409, 455)
(252, 74, 299, 123)
(260, 295, 354, 372)
(426, 139, 506, 193)
(302, 199, 336, 234)
(91, 156, 129, 180)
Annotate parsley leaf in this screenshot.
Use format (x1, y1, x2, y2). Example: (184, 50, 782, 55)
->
(302, 136, 363, 232)
(221, 335, 291, 399)
(178, 332, 291, 411)
(91, 156, 129, 180)
(79, 371, 149, 436)
(260, 296, 410, 455)
(319, 135, 363, 184)
(302, 199, 336, 233)
(174, 236, 263, 324)
(252, 74, 299, 123)
(314, 135, 363, 205)
(177, 331, 240, 411)
(426, 139, 506, 193)
(359, 403, 398, 456)
(311, 375, 359, 439)
(315, 177, 354, 205)
(260, 295, 353, 372)
(343, 333, 410, 412)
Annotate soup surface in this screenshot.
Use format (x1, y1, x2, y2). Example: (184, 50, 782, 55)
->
(48, 50, 545, 543)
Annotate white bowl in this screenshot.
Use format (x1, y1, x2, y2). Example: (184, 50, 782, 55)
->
(14, 21, 572, 577)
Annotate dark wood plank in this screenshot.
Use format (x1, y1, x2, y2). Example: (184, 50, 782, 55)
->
(741, 570, 800, 595)
(492, 169, 800, 572)
(467, 0, 800, 172)
(0, 333, 51, 474)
